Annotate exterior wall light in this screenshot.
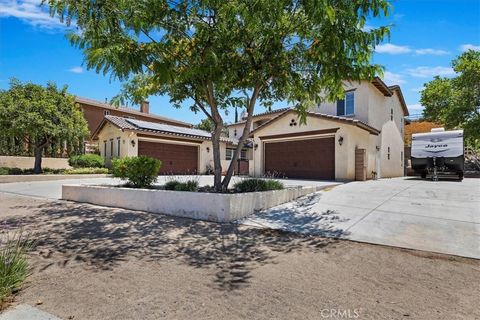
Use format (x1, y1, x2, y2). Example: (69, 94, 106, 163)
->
(254, 143, 258, 150)
(338, 136, 344, 146)
(130, 140, 136, 147)
(206, 147, 210, 153)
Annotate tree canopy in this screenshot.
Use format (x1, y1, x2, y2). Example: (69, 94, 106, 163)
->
(0, 79, 89, 173)
(47, 0, 391, 190)
(421, 50, 480, 147)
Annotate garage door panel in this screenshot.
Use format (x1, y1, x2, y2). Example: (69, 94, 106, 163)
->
(138, 141, 198, 174)
(264, 137, 335, 180)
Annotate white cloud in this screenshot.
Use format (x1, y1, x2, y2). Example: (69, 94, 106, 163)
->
(415, 48, 449, 55)
(0, 0, 66, 30)
(376, 43, 449, 56)
(406, 66, 455, 78)
(68, 66, 83, 73)
(410, 87, 424, 93)
(382, 71, 405, 85)
(375, 43, 412, 55)
(407, 104, 424, 113)
(460, 44, 480, 52)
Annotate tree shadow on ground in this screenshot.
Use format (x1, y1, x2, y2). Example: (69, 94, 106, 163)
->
(4, 195, 347, 291)
(238, 193, 351, 238)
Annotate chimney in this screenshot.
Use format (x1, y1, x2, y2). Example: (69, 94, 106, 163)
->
(140, 101, 150, 114)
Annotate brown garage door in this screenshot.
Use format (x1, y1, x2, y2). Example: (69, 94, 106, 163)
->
(138, 141, 198, 174)
(264, 137, 335, 180)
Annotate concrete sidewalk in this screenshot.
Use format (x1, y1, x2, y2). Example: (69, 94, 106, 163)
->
(240, 177, 480, 259)
(0, 305, 61, 320)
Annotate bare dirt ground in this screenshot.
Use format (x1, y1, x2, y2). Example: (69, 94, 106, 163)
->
(0, 192, 479, 320)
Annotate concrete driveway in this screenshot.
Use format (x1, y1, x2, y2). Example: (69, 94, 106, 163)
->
(241, 177, 480, 259)
(0, 175, 338, 199)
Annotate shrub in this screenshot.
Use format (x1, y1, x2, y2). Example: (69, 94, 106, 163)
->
(112, 156, 161, 188)
(164, 177, 199, 192)
(64, 167, 109, 174)
(0, 228, 34, 304)
(69, 154, 104, 168)
(233, 178, 284, 193)
(0, 168, 9, 175)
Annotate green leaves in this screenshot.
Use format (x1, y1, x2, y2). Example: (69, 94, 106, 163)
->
(0, 78, 89, 159)
(421, 50, 480, 147)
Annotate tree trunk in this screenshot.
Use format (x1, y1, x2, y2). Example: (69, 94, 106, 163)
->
(211, 123, 224, 192)
(33, 146, 43, 174)
(221, 86, 261, 190)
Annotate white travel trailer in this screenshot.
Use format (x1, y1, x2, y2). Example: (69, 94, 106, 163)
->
(411, 128, 464, 180)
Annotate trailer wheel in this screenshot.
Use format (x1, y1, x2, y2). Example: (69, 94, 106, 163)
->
(421, 173, 426, 179)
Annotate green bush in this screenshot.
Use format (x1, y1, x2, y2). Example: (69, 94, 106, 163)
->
(69, 154, 104, 168)
(164, 179, 199, 192)
(233, 178, 284, 193)
(0, 229, 34, 304)
(0, 168, 9, 175)
(112, 156, 161, 188)
(0, 167, 64, 175)
(64, 167, 109, 174)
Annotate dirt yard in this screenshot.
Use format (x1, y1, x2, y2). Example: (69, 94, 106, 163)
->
(1, 192, 479, 320)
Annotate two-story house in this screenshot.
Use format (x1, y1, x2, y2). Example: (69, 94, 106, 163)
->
(226, 77, 408, 180)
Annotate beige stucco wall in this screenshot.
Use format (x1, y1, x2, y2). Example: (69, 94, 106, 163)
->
(313, 80, 405, 179)
(96, 123, 236, 174)
(0, 156, 71, 170)
(250, 114, 376, 181)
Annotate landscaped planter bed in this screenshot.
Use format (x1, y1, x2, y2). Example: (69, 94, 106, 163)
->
(61, 184, 318, 222)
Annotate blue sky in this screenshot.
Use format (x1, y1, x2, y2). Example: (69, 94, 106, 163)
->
(0, 0, 479, 123)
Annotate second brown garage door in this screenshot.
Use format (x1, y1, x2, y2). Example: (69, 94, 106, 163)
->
(264, 137, 335, 180)
(138, 141, 198, 174)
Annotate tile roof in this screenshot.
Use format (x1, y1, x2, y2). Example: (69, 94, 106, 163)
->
(95, 115, 238, 143)
(249, 109, 381, 136)
(75, 96, 193, 127)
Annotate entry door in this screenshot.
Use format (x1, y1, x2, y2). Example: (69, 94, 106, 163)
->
(355, 148, 367, 181)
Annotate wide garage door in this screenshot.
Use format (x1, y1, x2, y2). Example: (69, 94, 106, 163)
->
(264, 137, 335, 180)
(138, 141, 198, 174)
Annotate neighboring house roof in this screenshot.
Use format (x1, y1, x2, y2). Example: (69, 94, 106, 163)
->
(225, 107, 292, 127)
(75, 96, 193, 128)
(93, 115, 238, 144)
(249, 109, 381, 136)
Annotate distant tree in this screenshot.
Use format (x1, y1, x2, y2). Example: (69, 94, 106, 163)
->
(421, 50, 480, 147)
(195, 118, 214, 132)
(0, 79, 89, 173)
(47, 0, 391, 191)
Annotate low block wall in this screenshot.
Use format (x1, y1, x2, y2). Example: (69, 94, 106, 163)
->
(0, 156, 71, 170)
(62, 185, 318, 222)
(0, 174, 110, 184)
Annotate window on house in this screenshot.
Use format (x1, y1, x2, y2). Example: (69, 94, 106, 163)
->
(104, 110, 110, 116)
(390, 109, 393, 121)
(387, 147, 391, 160)
(117, 138, 121, 157)
(240, 150, 247, 160)
(110, 139, 114, 157)
(103, 141, 107, 157)
(401, 151, 403, 166)
(336, 91, 354, 116)
(226, 148, 233, 160)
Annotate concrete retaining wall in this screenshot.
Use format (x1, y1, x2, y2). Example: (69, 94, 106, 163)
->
(62, 185, 317, 222)
(0, 156, 71, 170)
(0, 174, 110, 184)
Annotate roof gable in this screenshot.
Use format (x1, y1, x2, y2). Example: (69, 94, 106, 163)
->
(249, 109, 380, 136)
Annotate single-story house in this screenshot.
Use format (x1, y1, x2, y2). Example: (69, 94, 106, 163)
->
(92, 115, 250, 175)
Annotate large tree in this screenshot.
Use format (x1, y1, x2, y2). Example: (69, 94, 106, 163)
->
(421, 50, 480, 147)
(0, 79, 89, 173)
(47, 0, 391, 191)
